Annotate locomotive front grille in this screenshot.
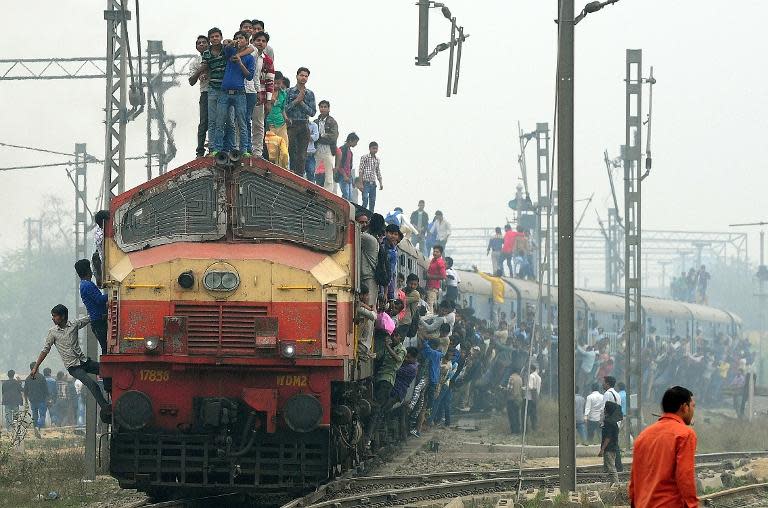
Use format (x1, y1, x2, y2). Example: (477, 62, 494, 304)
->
(174, 302, 268, 356)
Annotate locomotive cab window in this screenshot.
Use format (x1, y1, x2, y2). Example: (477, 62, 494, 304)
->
(234, 170, 346, 252)
(114, 168, 225, 252)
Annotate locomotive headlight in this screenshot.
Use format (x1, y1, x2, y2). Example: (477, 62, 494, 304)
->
(144, 338, 159, 353)
(203, 270, 240, 291)
(221, 272, 239, 290)
(204, 272, 223, 289)
(280, 342, 296, 359)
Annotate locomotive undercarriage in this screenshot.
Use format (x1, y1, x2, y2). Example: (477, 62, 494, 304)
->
(110, 379, 409, 496)
(111, 428, 329, 493)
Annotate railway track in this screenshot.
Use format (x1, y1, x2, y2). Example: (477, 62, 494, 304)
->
(281, 450, 768, 508)
(701, 482, 768, 507)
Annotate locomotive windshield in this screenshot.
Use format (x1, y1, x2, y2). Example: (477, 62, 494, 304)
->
(113, 166, 345, 253)
(234, 170, 346, 252)
(114, 168, 226, 252)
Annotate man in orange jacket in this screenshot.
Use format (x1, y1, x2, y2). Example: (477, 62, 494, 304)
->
(629, 386, 698, 508)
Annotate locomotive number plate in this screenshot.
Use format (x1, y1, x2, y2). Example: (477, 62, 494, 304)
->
(139, 369, 170, 382)
(277, 375, 308, 387)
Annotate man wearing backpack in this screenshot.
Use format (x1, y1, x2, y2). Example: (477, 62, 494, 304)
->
(602, 375, 623, 472)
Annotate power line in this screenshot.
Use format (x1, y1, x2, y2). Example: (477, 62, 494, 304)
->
(0, 141, 76, 157)
(0, 155, 146, 172)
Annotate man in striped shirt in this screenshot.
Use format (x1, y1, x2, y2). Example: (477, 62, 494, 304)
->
(199, 28, 231, 154)
(359, 142, 383, 211)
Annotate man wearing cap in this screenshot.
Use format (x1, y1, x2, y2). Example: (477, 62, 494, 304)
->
(382, 224, 403, 300)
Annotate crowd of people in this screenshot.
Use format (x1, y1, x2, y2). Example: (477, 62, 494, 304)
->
(1, 214, 113, 438)
(1, 366, 86, 437)
(189, 20, 385, 209)
(670, 264, 711, 304)
(355, 207, 550, 451)
(486, 224, 536, 279)
(575, 324, 756, 419)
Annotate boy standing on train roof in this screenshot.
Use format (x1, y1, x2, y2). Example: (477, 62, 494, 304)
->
(188, 34, 210, 158)
(200, 28, 228, 154)
(359, 142, 383, 211)
(426, 245, 446, 312)
(210, 32, 255, 158)
(208, 32, 256, 157)
(30, 304, 112, 417)
(285, 67, 317, 175)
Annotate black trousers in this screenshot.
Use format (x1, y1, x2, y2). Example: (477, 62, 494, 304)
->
(67, 359, 110, 410)
(197, 91, 208, 156)
(91, 319, 108, 354)
(287, 121, 309, 175)
(526, 399, 538, 431)
(506, 399, 521, 434)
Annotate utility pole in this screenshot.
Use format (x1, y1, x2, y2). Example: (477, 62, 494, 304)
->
(74, 143, 88, 315)
(416, 0, 430, 66)
(659, 260, 672, 296)
(623, 49, 643, 449)
(24, 218, 43, 255)
(73, 143, 98, 479)
(103, 0, 131, 208)
(730, 221, 768, 421)
(146, 40, 178, 179)
(556, 0, 576, 492)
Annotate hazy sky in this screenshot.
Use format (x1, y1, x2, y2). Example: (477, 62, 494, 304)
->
(1, 1, 766, 272)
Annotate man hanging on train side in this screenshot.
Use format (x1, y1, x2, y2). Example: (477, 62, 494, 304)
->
(30, 305, 111, 420)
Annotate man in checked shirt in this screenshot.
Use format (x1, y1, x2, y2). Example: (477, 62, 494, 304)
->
(30, 304, 112, 418)
(359, 141, 383, 211)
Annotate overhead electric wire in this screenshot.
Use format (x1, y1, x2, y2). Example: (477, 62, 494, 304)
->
(0, 141, 76, 157)
(0, 155, 146, 172)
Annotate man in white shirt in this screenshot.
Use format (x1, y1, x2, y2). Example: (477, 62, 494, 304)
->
(584, 383, 604, 444)
(525, 365, 542, 431)
(602, 375, 624, 472)
(602, 375, 621, 422)
(188, 34, 210, 157)
(444, 256, 460, 305)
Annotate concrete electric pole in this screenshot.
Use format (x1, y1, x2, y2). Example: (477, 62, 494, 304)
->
(556, 0, 577, 492)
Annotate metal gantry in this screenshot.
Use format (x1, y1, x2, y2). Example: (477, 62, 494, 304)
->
(145, 40, 178, 179)
(623, 48, 643, 445)
(103, 0, 131, 207)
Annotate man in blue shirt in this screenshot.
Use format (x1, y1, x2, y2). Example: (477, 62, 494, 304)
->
(75, 259, 108, 354)
(285, 67, 317, 175)
(211, 31, 255, 157)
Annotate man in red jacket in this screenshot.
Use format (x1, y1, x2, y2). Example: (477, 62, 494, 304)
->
(629, 386, 698, 508)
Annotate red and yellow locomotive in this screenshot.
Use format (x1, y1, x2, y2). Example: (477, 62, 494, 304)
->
(100, 155, 374, 496)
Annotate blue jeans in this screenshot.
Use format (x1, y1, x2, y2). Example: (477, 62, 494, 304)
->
(430, 386, 452, 426)
(305, 153, 316, 181)
(30, 401, 47, 428)
(208, 89, 235, 152)
(245, 92, 257, 152)
(362, 181, 377, 211)
(339, 180, 352, 200)
(576, 421, 587, 443)
(213, 90, 248, 153)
